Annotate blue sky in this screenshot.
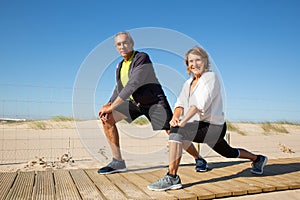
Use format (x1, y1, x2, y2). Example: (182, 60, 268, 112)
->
(0, 0, 300, 122)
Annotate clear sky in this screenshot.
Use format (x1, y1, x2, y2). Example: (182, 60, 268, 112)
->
(0, 0, 299, 122)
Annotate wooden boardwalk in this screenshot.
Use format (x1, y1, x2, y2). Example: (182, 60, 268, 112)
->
(0, 157, 299, 200)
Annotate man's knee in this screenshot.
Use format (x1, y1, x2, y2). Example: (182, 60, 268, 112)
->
(101, 114, 117, 128)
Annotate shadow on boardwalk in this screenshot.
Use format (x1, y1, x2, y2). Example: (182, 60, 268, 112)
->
(183, 160, 300, 188)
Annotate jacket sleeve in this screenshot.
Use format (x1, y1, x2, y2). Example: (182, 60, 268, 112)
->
(109, 64, 120, 102)
(118, 53, 157, 101)
(109, 84, 118, 103)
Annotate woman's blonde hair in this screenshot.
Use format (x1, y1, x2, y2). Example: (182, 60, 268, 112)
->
(185, 46, 210, 74)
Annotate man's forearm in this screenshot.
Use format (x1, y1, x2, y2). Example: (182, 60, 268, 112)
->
(110, 96, 124, 110)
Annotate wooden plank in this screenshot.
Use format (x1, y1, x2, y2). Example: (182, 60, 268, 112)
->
(69, 169, 104, 199)
(5, 171, 35, 200)
(282, 172, 300, 189)
(0, 172, 17, 200)
(216, 160, 281, 193)
(223, 160, 281, 192)
(106, 172, 153, 200)
(210, 167, 257, 196)
(85, 169, 128, 200)
(253, 159, 299, 191)
(264, 159, 300, 189)
(171, 169, 216, 200)
(214, 165, 272, 194)
(265, 172, 300, 190)
(32, 171, 55, 200)
(144, 169, 198, 200)
(54, 170, 81, 200)
(121, 171, 177, 200)
(269, 157, 300, 168)
(178, 166, 232, 199)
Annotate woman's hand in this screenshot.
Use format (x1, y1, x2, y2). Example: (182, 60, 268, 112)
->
(178, 120, 187, 127)
(169, 117, 180, 127)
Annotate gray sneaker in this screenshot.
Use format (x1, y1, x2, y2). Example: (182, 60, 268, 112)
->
(147, 174, 182, 191)
(98, 158, 127, 175)
(251, 155, 268, 175)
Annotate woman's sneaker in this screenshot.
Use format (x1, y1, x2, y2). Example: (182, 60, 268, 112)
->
(251, 155, 268, 175)
(195, 158, 208, 172)
(98, 158, 127, 175)
(147, 174, 182, 191)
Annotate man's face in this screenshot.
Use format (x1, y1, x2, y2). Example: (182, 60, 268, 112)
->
(114, 34, 134, 58)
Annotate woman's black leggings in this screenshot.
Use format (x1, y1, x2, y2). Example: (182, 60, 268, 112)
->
(169, 122, 239, 158)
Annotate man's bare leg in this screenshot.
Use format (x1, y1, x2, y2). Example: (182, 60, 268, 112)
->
(101, 111, 126, 161)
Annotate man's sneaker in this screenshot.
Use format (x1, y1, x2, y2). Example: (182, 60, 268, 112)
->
(195, 158, 208, 172)
(251, 155, 268, 175)
(147, 174, 182, 191)
(98, 158, 127, 175)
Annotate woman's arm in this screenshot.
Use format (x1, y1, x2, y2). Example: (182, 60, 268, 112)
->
(170, 107, 183, 127)
(178, 105, 202, 127)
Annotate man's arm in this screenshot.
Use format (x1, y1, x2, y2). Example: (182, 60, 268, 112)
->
(99, 96, 124, 120)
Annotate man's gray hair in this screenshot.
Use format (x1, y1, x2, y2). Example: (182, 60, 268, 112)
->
(115, 31, 134, 43)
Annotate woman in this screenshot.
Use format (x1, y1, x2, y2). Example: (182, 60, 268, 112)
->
(148, 46, 268, 191)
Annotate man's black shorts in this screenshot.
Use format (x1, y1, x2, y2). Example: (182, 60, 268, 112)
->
(114, 99, 173, 130)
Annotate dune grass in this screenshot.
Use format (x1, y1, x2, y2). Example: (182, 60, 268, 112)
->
(29, 121, 47, 130)
(27, 116, 75, 130)
(261, 122, 289, 134)
(226, 121, 246, 135)
(275, 120, 300, 125)
(51, 116, 75, 122)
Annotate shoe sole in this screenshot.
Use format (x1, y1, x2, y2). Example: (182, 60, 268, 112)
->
(251, 157, 268, 175)
(196, 165, 208, 172)
(196, 169, 208, 172)
(147, 184, 182, 191)
(98, 168, 127, 175)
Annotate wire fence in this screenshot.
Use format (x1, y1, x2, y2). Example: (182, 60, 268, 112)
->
(1, 83, 299, 166)
(0, 84, 92, 165)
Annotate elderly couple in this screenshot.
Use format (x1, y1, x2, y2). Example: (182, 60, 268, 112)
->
(98, 31, 268, 191)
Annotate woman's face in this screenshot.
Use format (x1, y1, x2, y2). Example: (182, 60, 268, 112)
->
(187, 53, 206, 77)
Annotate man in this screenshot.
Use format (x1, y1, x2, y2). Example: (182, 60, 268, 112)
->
(98, 32, 204, 174)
